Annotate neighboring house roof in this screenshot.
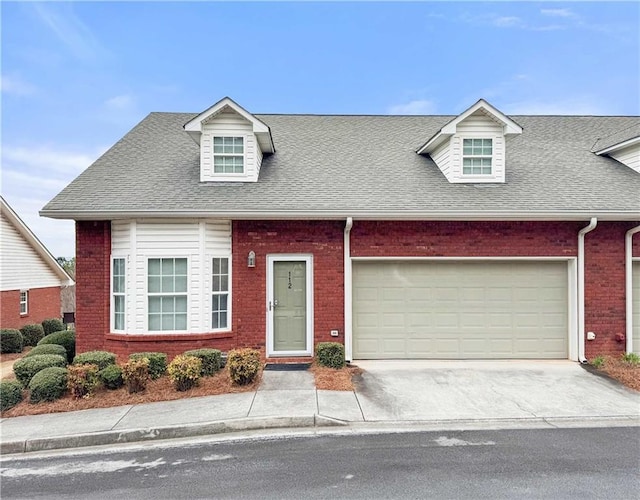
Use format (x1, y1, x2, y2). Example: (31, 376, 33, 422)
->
(1, 196, 74, 289)
(41, 111, 640, 221)
(591, 123, 640, 154)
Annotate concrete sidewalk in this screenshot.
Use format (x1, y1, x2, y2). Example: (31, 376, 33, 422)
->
(1, 363, 639, 455)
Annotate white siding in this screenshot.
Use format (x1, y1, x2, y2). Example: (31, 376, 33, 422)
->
(430, 139, 451, 179)
(110, 219, 232, 334)
(200, 109, 260, 183)
(1, 213, 61, 290)
(610, 144, 640, 173)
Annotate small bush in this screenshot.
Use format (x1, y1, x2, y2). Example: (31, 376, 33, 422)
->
(227, 348, 261, 386)
(122, 358, 149, 393)
(98, 364, 124, 390)
(1, 380, 24, 411)
(183, 348, 222, 376)
(20, 324, 45, 347)
(42, 318, 65, 335)
(29, 367, 68, 403)
(129, 352, 167, 380)
(38, 330, 75, 363)
(25, 344, 68, 358)
(621, 352, 640, 365)
(73, 351, 117, 370)
(168, 355, 202, 391)
(315, 342, 345, 369)
(13, 354, 67, 387)
(591, 355, 606, 369)
(1, 329, 24, 354)
(67, 364, 100, 399)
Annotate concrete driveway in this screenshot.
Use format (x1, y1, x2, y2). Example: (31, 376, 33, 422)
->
(352, 360, 640, 422)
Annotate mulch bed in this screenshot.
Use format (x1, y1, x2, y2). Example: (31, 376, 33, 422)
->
(587, 356, 640, 392)
(310, 363, 362, 391)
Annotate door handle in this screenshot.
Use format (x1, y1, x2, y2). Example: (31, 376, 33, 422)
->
(269, 299, 279, 311)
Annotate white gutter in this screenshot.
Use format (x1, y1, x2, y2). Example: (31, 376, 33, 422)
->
(344, 217, 353, 362)
(578, 218, 598, 363)
(625, 224, 640, 353)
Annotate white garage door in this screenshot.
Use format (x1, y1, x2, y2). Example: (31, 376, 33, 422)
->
(353, 260, 568, 359)
(633, 262, 640, 354)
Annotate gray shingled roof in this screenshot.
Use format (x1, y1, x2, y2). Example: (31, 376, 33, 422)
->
(591, 123, 640, 152)
(42, 112, 640, 219)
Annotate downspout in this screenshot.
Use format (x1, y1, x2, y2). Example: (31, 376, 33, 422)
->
(344, 218, 353, 362)
(625, 224, 640, 354)
(578, 218, 597, 363)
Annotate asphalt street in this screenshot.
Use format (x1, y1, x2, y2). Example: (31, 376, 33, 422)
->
(1, 427, 639, 499)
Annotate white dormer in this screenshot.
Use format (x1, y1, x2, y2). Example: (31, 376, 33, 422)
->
(184, 97, 275, 183)
(592, 124, 640, 174)
(416, 99, 523, 184)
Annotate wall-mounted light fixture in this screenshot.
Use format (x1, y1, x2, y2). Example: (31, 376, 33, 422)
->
(247, 251, 256, 268)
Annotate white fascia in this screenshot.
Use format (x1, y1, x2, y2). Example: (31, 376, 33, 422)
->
(625, 224, 640, 353)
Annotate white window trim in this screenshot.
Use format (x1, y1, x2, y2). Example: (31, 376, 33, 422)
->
(212, 136, 245, 176)
(462, 138, 493, 176)
(145, 256, 190, 334)
(211, 256, 232, 332)
(19, 290, 28, 315)
(111, 256, 127, 332)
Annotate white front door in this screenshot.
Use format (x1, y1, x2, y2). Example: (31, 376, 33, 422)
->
(267, 255, 313, 357)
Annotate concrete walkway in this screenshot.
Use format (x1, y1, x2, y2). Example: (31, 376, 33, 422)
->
(1, 361, 638, 455)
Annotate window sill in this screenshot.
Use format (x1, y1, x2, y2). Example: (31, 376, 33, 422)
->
(106, 332, 234, 342)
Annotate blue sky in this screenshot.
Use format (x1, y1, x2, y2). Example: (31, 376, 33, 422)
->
(1, 1, 638, 258)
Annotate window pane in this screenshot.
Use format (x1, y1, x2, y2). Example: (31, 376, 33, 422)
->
(114, 313, 124, 331)
(219, 312, 227, 329)
(213, 275, 220, 292)
(174, 258, 187, 275)
(149, 296, 161, 313)
(220, 258, 229, 274)
(175, 314, 187, 330)
(161, 258, 174, 275)
(219, 294, 228, 310)
(148, 259, 160, 275)
(149, 314, 161, 331)
(175, 296, 187, 313)
(175, 276, 188, 293)
(162, 314, 174, 330)
(148, 276, 160, 293)
(161, 276, 173, 293)
(220, 275, 228, 292)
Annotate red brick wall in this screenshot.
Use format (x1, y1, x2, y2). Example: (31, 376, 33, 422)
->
(104, 333, 237, 361)
(75, 221, 111, 353)
(0, 286, 61, 330)
(233, 220, 345, 353)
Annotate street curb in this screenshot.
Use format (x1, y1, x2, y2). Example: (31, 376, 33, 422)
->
(0, 414, 347, 455)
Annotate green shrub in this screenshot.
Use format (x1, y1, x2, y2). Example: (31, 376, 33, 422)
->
(1, 329, 24, 354)
(67, 364, 100, 399)
(38, 330, 75, 363)
(25, 344, 68, 358)
(41, 318, 65, 335)
(129, 352, 167, 380)
(621, 352, 640, 365)
(591, 355, 605, 369)
(29, 367, 68, 403)
(13, 354, 67, 387)
(20, 324, 45, 347)
(227, 348, 261, 386)
(168, 355, 202, 391)
(98, 364, 124, 390)
(1, 380, 24, 411)
(315, 342, 345, 369)
(183, 348, 222, 376)
(122, 358, 149, 393)
(73, 351, 117, 370)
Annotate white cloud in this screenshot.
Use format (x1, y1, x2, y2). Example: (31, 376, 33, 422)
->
(540, 8, 578, 19)
(2, 146, 99, 176)
(388, 99, 437, 115)
(0, 74, 37, 95)
(105, 94, 135, 111)
(31, 3, 109, 62)
(493, 16, 523, 28)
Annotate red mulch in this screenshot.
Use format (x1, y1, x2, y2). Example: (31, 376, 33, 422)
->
(310, 363, 362, 391)
(592, 356, 640, 392)
(0, 347, 32, 364)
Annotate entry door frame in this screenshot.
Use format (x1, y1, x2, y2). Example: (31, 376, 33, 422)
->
(266, 254, 314, 357)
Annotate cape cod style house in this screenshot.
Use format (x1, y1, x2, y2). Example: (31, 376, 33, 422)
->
(1, 196, 74, 329)
(42, 98, 640, 362)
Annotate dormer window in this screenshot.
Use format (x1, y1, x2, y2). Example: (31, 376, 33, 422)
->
(213, 136, 244, 174)
(462, 139, 493, 175)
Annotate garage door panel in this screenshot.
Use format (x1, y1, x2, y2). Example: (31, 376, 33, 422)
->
(353, 261, 568, 359)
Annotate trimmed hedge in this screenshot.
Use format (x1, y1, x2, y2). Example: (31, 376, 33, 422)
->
(1, 380, 24, 411)
(98, 364, 124, 390)
(183, 348, 222, 376)
(168, 355, 202, 391)
(227, 348, 261, 386)
(129, 352, 167, 380)
(73, 351, 117, 370)
(25, 344, 68, 358)
(41, 318, 65, 336)
(38, 330, 75, 363)
(67, 364, 100, 399)
(315, 342, 345, 369)
(13, 354, 67, 387)
(123, 358, 149, 393)
(20, 324, 45, 347)
(1, 329, 24, 354)
(29, 367, 68, 403)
